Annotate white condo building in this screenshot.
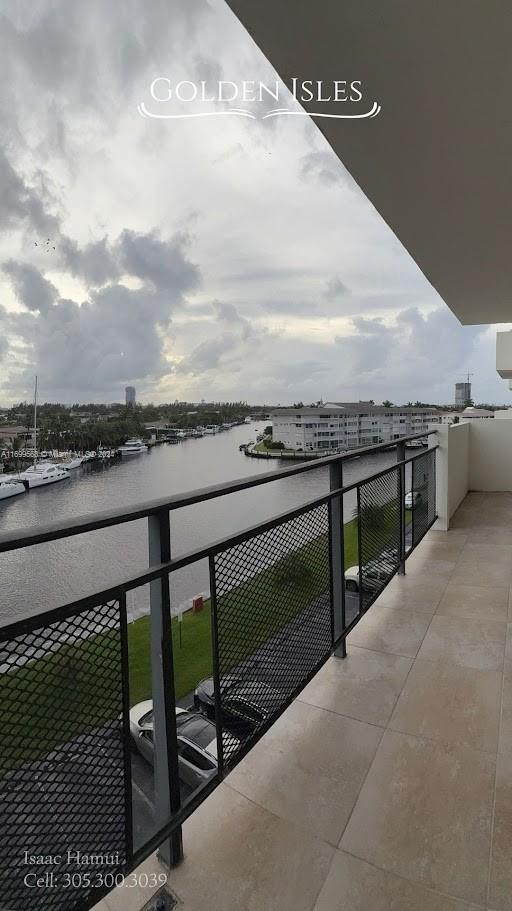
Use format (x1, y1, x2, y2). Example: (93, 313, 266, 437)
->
(271, 403, 439, 452)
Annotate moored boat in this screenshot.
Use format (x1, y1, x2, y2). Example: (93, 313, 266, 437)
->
(0, 477, 27, 500)
(60, 455, 83, 470)
(16, 462, 70, 488)
(118, 438, 148, 455)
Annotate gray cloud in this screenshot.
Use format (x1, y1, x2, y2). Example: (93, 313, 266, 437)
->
(3, 229, 201, 399)
(176, 332, 239, 375)
(0, 149, 60, 234)
(118, 230, 200, 294)
(324, 275, 350, 299)
(61, 237, 119, 288)
(2, 261, 58, 313)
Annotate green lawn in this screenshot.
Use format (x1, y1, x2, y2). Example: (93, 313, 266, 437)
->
(0, 503, 407, 768)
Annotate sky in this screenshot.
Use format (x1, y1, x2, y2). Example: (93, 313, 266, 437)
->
(0, 0, 510, 408)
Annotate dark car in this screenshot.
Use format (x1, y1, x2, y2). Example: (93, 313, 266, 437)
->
(194, 676, 283, 737)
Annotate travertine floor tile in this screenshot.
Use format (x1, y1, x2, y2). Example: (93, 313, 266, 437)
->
(374, 575, 448, 612)
(389, 656, 502, 752)
(450, 560, 512, 588)
(407, 540, 466, 561)
(489, 753, 512, 911)
(427, 530, 468, 545)
(299, 647, 412, 727)
(457, 543, 512, 567)
(402, 556, 456, 578)
(226, 699, 382, 845)
(341, 730, 495, 904)
(169, 783, 334, 911)
(436, 583, 508, 622)
(347, 605, 432, 658)
(506, 622, 512, 657)
(418, 615, 506, 671)
(313, 850, 482, 911)
(104, 853, 167, 910)
(468, 528, 512, 546)
(499, 659, 512, 755)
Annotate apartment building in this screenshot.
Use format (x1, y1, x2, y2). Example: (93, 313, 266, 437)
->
(271, 402, 439, 452)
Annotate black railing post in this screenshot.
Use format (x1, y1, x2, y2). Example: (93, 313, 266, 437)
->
(148, 509, 183, 867)
(208, 555, 225, 777)
(397, 440, 406, 575)
(119, 592, 134, 869)
(329, 460, 346, 658)
(357, 485, 363, 614)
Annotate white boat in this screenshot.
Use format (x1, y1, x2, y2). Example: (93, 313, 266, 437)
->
(16, 462, 70, 488)
(118, 438, 148, 455)
(204, 425, 217, 435)
(61, 456, 83, 470)
(0, 477, 27, 500)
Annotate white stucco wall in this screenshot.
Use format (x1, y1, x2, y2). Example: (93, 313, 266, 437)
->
(434, 422, 470, 530)
(468, 420, 512, 490)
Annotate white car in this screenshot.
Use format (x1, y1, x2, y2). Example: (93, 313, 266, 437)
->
(129, 701, 239, 790)
(405, 491, 423, 509)
(345, 552, 396, 593)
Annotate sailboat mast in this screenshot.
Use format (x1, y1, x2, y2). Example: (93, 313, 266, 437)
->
(33, 375, 38, 468)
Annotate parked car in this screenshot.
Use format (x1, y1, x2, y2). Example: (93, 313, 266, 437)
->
(129, 702, 239, 790)
(345, 550, 396, 594)
(405, 490, 423, 509)
(194, 676, 283, 737)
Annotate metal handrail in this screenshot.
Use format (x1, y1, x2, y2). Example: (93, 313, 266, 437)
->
(0, 435, 439, 909)
(0, 446, 438, 637)
(0, 431, 437, 553)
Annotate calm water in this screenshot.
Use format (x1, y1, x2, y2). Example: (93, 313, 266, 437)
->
(0, 424, 396, 624)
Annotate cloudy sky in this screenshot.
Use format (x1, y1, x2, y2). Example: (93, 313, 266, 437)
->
(0, 0, 509, 407)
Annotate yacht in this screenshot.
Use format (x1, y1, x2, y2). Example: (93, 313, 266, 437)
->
(16, 462, 70, 488)
(0, 477, 27, 500)
(204, 425, 217, 435)
(118, 439, 148, 455)
(60, 455, 83, 470)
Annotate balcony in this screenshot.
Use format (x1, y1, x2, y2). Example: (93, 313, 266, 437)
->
(90, 493, 512, 911)
(5, 433, 511, 911)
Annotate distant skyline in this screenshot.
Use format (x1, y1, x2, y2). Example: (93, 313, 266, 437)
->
(0, 0, 511, 408)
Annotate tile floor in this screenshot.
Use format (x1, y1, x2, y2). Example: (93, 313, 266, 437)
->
(95, 493, 512, 911)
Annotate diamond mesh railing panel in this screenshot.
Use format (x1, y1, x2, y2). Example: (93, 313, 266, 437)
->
(412, 449, 436, 547)
(212, 503, 332, 768)
(358, 466, 401, 612)
(0, 600, 129, 911)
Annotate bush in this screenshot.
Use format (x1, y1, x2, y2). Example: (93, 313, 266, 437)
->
(265, 440, 285, 450)
(272, 553, 314, 592)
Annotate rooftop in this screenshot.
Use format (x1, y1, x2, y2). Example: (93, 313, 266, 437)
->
(95, 492, 512, 911)
(272, 403, 437, 416)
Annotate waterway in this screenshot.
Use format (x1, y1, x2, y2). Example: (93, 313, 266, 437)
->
(0, 424, 398, 625)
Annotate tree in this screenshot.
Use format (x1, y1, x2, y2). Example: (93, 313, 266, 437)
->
(382, 400, 394, 407)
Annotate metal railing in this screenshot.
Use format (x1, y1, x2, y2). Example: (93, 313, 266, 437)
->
(0, 433, 437, 910)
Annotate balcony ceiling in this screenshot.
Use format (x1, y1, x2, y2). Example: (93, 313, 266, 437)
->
(226, 0, 512, 326)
